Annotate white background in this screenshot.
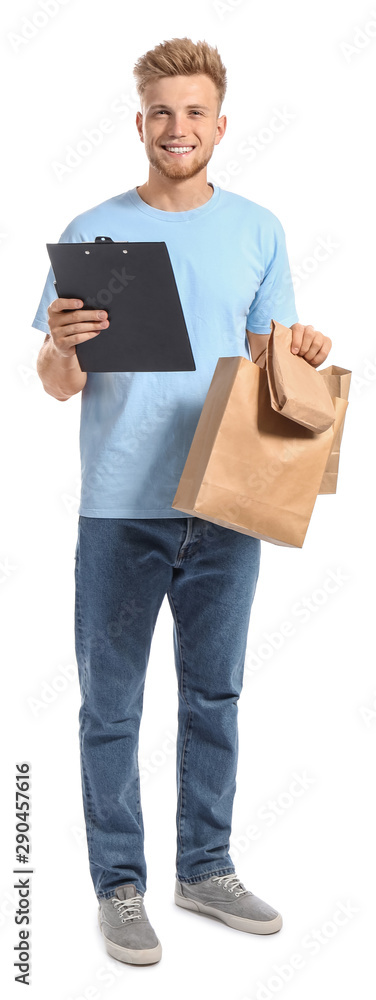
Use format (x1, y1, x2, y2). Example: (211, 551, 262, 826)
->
(1, 0, 375, 997)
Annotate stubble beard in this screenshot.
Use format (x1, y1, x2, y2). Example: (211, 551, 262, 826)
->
(144, 138, 214, 182)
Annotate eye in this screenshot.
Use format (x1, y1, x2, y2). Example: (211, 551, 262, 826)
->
(155, 110, 202, 115)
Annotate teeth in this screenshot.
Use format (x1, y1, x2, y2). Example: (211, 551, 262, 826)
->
(164, 146, 193, 153)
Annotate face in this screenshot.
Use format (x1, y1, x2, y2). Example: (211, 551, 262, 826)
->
(136, 73, 226, 182)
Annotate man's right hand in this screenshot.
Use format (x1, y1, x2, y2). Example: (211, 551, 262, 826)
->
(47, 298, 109, 358)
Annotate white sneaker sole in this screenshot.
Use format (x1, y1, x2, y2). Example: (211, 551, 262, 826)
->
(174, 891, 282, 934)
(98, 910, 162, 964)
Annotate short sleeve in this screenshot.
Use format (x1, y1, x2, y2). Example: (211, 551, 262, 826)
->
(246, 216, 299, 335)
(30, 220, 88, 334)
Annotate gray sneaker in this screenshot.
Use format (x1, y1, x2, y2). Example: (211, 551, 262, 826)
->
(98, 883, 162, 965)
(175, 872, 282, 934)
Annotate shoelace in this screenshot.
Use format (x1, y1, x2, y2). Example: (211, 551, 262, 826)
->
(112, 895, 143, 922)
(211, 873, 249, 896)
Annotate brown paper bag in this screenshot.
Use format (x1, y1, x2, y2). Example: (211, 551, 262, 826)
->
(172, 356, 348, 548)
(317, 365, 352, 494)
(266, 320, 336, 432)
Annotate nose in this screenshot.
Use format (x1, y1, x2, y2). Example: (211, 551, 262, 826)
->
(166, 114, 188, 138)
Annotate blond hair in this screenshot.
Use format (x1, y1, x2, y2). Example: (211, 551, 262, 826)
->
(133, 37, 227, 117)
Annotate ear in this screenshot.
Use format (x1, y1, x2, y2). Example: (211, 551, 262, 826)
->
(214, 114, 227, 146)
(136, 110, 143, 141)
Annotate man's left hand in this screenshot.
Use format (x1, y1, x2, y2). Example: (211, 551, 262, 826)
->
(290, 323, 332, 367)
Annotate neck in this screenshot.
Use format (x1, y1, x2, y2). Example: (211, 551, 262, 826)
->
(136, 172, 213, 212)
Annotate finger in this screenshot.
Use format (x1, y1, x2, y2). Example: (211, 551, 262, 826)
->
(56, 321, 109, 339)
(290, 323, 305, 353)
(293, 325, 318, 356)
(54, 330, 106, 353)
(303, 337, 332, 368)
(61, 309, 108, 324)
(49, 298, 83, 312)
(301, 332, 325, 362)
(63, 328, 109, 345)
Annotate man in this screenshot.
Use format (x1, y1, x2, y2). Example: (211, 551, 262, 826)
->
(32, 37, 332, 967)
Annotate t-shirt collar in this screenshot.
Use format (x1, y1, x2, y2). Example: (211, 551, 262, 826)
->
(128, 182, 220, 221)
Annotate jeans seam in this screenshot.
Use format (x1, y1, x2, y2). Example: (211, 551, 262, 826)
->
(75, 548, 96, 861)
(167, 589, 191, 869)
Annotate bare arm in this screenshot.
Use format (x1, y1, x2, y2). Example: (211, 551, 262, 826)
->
(37, 332, 88, 400)
(36, 298, 109, 400)
(246, 330, 269, 368)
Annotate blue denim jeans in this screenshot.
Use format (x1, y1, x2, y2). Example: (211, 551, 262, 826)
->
(74, 515, 261, 900)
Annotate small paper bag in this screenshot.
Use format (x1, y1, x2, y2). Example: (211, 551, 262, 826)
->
(266, 320, 336, 432)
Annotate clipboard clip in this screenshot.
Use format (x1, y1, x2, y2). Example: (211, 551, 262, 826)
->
(94, 236, 130, 243)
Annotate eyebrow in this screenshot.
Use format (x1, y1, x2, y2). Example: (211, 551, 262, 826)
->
(148, 103, 211, 111)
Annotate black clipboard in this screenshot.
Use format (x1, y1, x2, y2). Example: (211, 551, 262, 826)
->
(46, 236, 196, 373)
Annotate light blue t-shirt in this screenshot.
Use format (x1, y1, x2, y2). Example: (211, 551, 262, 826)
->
(31, 183, 299, 518)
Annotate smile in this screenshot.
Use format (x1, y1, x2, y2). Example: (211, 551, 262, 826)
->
(162, 146, 195, 156)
